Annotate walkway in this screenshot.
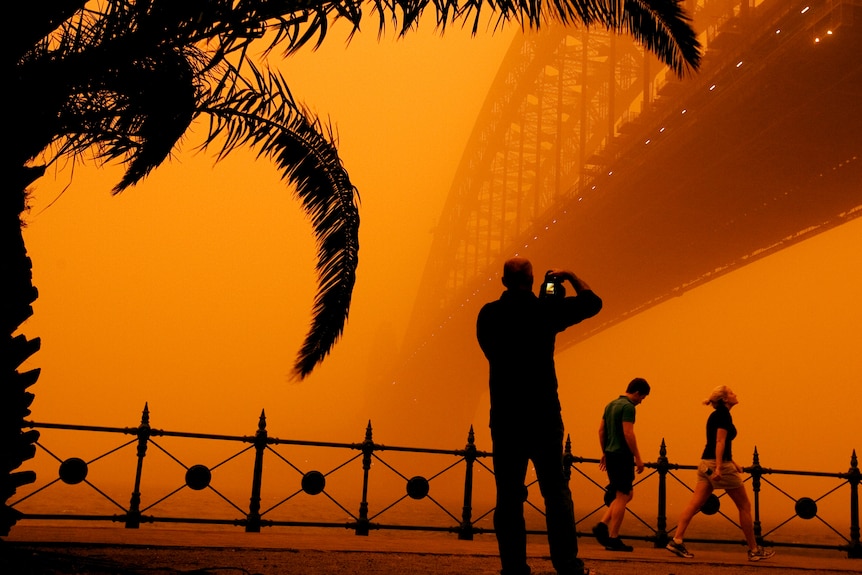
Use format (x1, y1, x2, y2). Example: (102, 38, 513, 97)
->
(3, 525, 860, 574)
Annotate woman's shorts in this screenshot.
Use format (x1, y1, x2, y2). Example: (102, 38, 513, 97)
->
(697, 459, 744, 490)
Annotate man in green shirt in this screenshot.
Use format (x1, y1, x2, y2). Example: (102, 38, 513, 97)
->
(593, 377, 650, 551)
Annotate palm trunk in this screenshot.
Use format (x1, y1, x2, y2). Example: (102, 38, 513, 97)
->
(0, 165, 44, 536)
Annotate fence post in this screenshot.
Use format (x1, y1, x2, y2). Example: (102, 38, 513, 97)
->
(848, 450, 861, 558)
(749, 447, 763, 542)
(125, 403, 150, 528)
(563, 434, 573, 481)
(655, 439, 669, 547)
(459, 426, 477, 540)
(355, 421, 373, 535)
(245, 410, 267, 533)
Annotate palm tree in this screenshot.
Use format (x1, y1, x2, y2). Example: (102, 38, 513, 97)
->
(1, 0, 700, 535)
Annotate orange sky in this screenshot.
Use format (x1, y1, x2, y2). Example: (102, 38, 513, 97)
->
(21, 23, 517, 438)
(553, 216, 862, 473)
(19, 17, 860, 490)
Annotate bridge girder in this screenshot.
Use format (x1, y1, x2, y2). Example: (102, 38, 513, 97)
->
(379, 0, 862, 432)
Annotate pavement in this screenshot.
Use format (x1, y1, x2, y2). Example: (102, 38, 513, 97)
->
(2, 524, 861, 575)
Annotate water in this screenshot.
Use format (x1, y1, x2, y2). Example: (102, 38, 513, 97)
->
(11, 477, 852, 551)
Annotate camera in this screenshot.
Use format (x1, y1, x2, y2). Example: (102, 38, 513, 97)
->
(539, 271, 565, 299)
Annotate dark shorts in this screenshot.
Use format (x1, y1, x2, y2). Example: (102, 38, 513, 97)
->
(605, 451, 635, 495)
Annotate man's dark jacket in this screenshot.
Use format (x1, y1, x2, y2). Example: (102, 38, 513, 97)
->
(476, 288, 602, 428)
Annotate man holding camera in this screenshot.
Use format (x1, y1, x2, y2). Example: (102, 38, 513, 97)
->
(477, 257, 602, 575)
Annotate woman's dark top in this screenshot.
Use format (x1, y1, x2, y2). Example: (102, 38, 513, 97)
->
(701, 404, 736, 461)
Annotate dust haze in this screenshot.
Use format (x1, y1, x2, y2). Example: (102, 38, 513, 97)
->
(19, 13, 860, 524)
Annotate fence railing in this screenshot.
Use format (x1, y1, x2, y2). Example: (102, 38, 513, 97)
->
(12, 404, 861, 558)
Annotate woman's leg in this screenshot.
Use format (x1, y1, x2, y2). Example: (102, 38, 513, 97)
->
(674, 480, 713, 541)
(725, 484, 757, 550)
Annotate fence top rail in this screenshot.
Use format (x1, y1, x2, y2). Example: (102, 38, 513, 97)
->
(25, 421, 138, 435)
(748, 466, 854, 480)
(365, 443, 493, 457)
(26, 420, 255, 443)
(25, 420, 493, 457)
(24, 420, 858, 479)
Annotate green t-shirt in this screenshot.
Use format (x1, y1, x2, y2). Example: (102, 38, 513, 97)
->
(602, 395, 636, 454)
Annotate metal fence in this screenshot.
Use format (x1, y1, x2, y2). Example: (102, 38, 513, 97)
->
(12, 404, 861, 558)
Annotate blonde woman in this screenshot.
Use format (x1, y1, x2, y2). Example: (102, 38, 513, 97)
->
(666, 386, 775, 562)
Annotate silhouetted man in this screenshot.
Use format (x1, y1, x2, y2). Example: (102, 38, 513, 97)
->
(477, 257, 602, 575)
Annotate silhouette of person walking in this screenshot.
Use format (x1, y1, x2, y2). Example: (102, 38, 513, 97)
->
(593, 377, 650, 552)
(665, 385, 775, 562)
(477, 257, 602, 575)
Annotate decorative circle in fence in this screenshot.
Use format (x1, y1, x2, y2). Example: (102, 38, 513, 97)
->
(17, 414, 860, 556)
(406, 476, 430, 499)
(185, 464, 212, 490)
(700, 494, 720, 515)
(58, 457, 88, 484)
(302, 470, 326, 495)
(795, 496, 818, 519)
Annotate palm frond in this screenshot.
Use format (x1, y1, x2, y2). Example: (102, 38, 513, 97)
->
(257, 0, 700, 74)
(204, 67, 360, 379)
(617, 0, 701, 77)
(110, 47, 202, 191)
(276, 117, 360, 379)
(8, 1, 87, 64)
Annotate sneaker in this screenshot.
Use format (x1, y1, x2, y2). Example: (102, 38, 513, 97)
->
(666, 539, 694, 558)
(748, 546, 775, 561)
(591, 522, 610, 546)
(604, 537, 633, 552)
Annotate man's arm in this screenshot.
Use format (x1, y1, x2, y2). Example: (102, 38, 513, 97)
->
(549, 270, 591, 294)
(548, 270, 602, 326)
(623, 421, 644, 474)
(713, 428, 728, 480)
(476, 304, 497, 359)
(598, 419, 607, 471)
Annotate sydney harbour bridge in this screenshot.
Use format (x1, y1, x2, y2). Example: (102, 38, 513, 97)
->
(370, 0, 862, 431)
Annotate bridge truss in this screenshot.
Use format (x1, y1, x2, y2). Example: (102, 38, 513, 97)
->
(375, 0, 862, 429)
